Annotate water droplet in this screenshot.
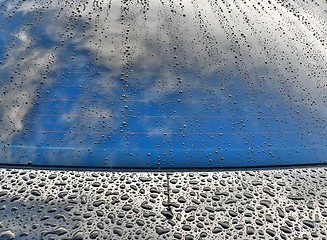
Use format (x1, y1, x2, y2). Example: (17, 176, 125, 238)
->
(89, 230, 100, 239)
(212, 227, 222, 233)
(303, 220, 315, 228)
(266, 229, 276, 237)
(155, 226, 170, 235)
(218, 221, 230, 229)
(0, 230, 15, 240)
(185, 206, 197, 213)
(72, 231, 84, 240)
(246, 226, 255, 235)
(113, 227, 123, 236)
(182, 225, 191, 231)
(280, 226, 292, 234)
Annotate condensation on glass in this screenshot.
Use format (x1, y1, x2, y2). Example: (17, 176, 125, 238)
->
(0, 0, 326, 168)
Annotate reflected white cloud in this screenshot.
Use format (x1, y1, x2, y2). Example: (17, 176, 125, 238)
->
(0, 0, 327, 167)
(0, 29, 56, 144)
(72, 0, 327, 110)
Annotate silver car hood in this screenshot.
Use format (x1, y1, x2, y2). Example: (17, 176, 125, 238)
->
(0, 167, 326, 239)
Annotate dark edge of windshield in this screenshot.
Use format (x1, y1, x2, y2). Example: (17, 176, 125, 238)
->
(0, 162, 326, 172)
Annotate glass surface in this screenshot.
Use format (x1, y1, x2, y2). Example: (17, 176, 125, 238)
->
(0, 0, 326, 168)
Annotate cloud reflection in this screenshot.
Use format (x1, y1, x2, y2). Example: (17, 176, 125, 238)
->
(0, 0, 326, 168)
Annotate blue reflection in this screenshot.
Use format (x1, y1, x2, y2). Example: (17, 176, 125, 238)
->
(1, 0, 327, 169)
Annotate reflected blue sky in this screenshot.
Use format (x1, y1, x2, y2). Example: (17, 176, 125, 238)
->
(0, 0, 327, 168)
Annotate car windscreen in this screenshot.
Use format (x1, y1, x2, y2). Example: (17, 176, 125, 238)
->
(0, 0, 326, 169)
